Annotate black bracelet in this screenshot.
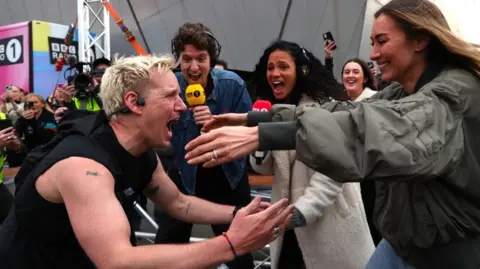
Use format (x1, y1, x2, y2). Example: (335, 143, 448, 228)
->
(232, 205, 242, 218)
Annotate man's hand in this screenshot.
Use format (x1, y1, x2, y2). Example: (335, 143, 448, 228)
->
(202, 113, 248, 132)
(190, 105, 212, 125)
(185, 126, 259, 168)
(0, 127, 16, 147)
(22, 110, 35, 120)
(226, 196, 293, 256)
(324, 40, 336, 59)
(54, 107, 68, 123)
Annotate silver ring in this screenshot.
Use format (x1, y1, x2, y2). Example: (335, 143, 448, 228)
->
(210, 149, 217, 162)
(273, 226, 280, 235)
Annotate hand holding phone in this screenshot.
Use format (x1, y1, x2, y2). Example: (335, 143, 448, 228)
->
(0, 127, 15, 147)
(323, 31, 337, 50)
(22, 109, 35, 120)
(24, 101, 34, 110)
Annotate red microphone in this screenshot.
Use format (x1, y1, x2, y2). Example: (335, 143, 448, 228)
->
(251, 100, 271, 164)
(252, 100, 272, 112)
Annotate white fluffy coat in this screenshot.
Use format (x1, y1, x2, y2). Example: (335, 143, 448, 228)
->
(250, 95, 375, 269)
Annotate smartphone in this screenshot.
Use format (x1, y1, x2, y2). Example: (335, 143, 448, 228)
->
(367, 61, 375, 69)
(0, 119, 12, 131)
(25, 101, 34, 110)
(323, 31, 337, 50)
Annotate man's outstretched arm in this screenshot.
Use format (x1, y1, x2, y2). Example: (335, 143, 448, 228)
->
(144, 154, 269, 224)
(52, 157, 291, 269)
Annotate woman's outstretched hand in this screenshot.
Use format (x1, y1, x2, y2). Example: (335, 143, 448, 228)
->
(185, 126, 259, 168)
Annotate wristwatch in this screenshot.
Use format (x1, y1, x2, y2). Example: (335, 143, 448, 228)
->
(232, 205, 242, 218)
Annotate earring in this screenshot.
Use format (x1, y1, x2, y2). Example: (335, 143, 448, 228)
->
(302, 65, 308, 75)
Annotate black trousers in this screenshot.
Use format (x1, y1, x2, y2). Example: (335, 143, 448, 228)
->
(278, 230, 306, 269)
(154, 166, 254, 269)
(0, 183, 13, 225)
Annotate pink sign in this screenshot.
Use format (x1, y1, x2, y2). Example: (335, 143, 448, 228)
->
(0, 22, 30, 96)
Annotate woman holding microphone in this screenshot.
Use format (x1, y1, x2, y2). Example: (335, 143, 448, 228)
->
(185, 0, 480, 268)
(248, 40, 373, 269)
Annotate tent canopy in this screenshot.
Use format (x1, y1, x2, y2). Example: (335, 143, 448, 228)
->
(0, 0, 478, 74)
(0, 0, 367, 76)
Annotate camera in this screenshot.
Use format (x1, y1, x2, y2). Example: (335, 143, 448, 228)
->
(68, 72, 93, 100)
(65, 56, 98, 100)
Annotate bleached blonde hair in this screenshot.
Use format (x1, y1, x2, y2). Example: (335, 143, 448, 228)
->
(100, 54, 177, 119)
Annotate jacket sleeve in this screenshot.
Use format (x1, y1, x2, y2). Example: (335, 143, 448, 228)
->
(293, 81, 465, 182)
(249, 151, 274, 175)
(257, 101, 357, 151)
(294, 168, 343, 224)
(325, 57, 334, 77)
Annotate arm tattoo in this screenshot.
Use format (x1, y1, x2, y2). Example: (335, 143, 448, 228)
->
(185, 202, 191, 216)
(86, 171, 100, 176)
(145, 184, 160, 197)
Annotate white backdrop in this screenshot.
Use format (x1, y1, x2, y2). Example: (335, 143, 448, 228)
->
(359, 0, 480, 62)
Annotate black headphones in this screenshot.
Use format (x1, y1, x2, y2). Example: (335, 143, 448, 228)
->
(171, 30, 222, 67)
(118, 92, 146, 114)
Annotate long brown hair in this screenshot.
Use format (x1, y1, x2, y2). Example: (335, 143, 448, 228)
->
(375, 0, 480, 76)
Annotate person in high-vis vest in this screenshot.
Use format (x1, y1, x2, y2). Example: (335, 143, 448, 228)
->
(70, 57, 110, 112)
(53, 58, 110, 122)
(72, 93, 102, 111)
(0, 112, 24, 225)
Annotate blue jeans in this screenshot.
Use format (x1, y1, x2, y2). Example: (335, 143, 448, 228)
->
(366, 239, 416, 269)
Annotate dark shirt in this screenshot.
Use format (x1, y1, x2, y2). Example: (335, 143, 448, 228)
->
(0, 113, 158, 269)
(15, 109, 57, 152)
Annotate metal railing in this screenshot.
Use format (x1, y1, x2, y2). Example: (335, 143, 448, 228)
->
(133, 191, 273, 269)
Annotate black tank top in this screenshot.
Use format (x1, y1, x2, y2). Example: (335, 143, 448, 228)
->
(0, 118, 158, 269)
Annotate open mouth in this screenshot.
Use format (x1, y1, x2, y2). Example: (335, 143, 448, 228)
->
(167, 119, 178, 132)
(345, 79, 357, 85)
(272, 81, 285, 90)
(378, 63, 389, 72)
(189, 73, 201, 82)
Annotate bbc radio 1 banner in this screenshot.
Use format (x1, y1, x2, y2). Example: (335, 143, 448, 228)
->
(32, 20, 97, 98)
(0, 22, 30, 95)
(0, 20, 99, 99)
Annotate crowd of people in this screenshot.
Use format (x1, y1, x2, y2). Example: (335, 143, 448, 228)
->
(0, 0, 479, 268)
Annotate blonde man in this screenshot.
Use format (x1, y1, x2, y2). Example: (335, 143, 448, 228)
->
(0, 54, 293, 269)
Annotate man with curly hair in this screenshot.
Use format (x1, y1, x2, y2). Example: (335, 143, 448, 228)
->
(155, 23, 254, 268)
